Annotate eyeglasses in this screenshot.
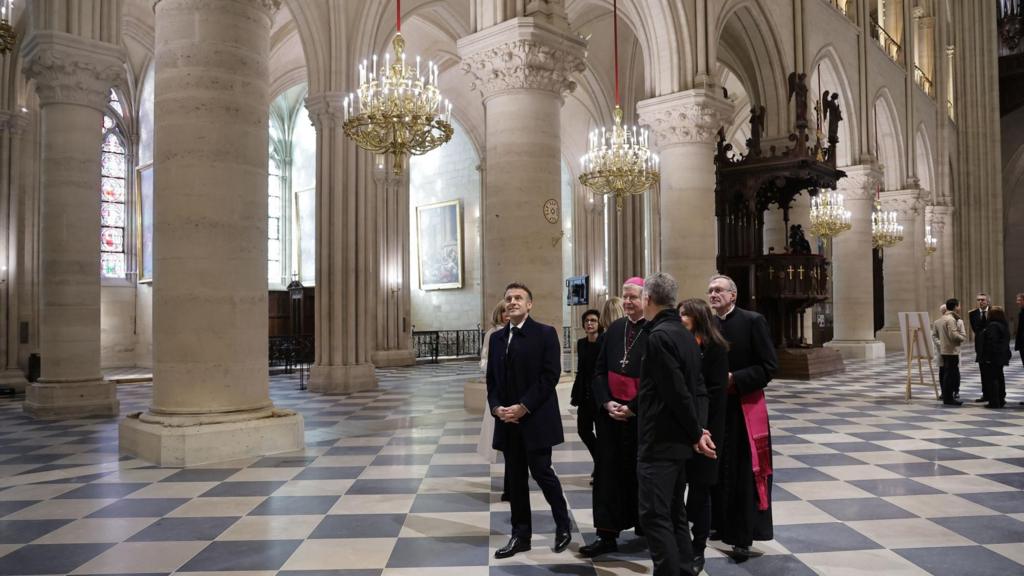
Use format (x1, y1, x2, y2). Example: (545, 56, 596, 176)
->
(583, 318, 599, 324)
(708, 287, 735, 295)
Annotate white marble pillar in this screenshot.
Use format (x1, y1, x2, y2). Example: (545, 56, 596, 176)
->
(120, 0, 303, 466)
(372, 161, 415, 367)
(20, 32, 123, 417)
(825, 164, 886, 359)
(926, 204, 954, 304)
(304, 93, 378, 393)
(459, 18, 585, 331)
(877, 189, 927, 351)
(0, 111, 28, 390)
(638, 90, 732, 300)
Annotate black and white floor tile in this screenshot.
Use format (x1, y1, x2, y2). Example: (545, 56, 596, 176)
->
(0, 354, 1022, 575)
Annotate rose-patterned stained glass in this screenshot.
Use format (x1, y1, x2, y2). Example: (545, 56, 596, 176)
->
(101, 253, 126, 279)
(101, 202, 125, 227)
(101, 227, 124, 252)
(102, 132, 124, 154)
(101, 177, 125, 203)
(102, 152, 126, 178)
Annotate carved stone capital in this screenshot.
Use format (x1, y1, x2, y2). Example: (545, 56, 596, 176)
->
(925, 204, 953, 234)
(21, 32, 125, 111)
(637, 90, 733, 147)
(458, 18, 586, 101)
(304, 92, 346, 130)
(0, 110, 29, 135)
(153, 0, 280, 17)
(880, 189, 926, 219)
(836, 164, 884, 201)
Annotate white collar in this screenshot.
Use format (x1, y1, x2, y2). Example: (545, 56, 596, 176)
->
(717, 304, 736, 320)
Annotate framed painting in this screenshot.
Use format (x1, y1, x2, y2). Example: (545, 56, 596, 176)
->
(137, 163, 154, 282)
(416, 199, 463, 290)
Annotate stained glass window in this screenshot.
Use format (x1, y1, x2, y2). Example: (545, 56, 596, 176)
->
(100, 89, 128, 279)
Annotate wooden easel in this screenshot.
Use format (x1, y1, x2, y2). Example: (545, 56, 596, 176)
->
(904, 312, 939, 402)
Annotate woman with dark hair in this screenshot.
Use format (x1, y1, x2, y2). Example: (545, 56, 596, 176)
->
(978, 306, 1011, 408)
(571, 309, 603, 464)
(677, 298, 730, 575)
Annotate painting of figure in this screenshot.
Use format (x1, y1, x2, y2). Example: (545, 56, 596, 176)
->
(417, 200, 463, 290)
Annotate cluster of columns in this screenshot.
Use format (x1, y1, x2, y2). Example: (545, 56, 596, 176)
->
(0, 109, 29, 391)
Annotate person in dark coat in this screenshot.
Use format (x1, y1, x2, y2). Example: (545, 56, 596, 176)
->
(486, 282, 571, 559)
(570, 308, 602, 462)
(707, 274, 778, 560)
(636, 272, 713, 576)
(678, 298, 730, 575)
(970, 293, 992, 402)
(978, 306, 1011, 408)
(580, 277, 648, 557)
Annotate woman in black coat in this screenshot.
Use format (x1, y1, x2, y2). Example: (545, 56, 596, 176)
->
(570, 309, 603, 463)
(979, 307, 1011, 408)
(677, 298, 729, 571)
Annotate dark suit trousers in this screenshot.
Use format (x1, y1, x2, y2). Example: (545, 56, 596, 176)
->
(980, 363, 1006, 404)
(575, 403, 597, 462)
(638, 459, 695, 576)
(685, 481, 712, 555)
(940, 355, 960, 402)
(504, 423, 569, 539)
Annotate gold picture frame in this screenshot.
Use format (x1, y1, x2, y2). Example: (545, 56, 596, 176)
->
(416, 199, 463, 290)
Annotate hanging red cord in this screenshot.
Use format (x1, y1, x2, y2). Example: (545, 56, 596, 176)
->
(397, 0, 401, 33)
(613, 0, 620, 105)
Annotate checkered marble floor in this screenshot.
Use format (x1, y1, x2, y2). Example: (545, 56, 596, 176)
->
(1, 354, 1023, 575)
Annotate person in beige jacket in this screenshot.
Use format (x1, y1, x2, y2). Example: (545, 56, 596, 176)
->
(932, 298, 967, 405)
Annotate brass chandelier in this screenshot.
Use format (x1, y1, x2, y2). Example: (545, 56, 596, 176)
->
(342, 0, 453, 175)
(924, 223, 938, 255)
(871, 192, 903, 249)
(809, 190, 852, 240)
(579, 0, 659, 210)
(0, 0, 15, 55)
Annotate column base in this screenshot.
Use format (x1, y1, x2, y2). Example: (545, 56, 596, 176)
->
(0, 369, 28, 392)
(464, 378, 487, 415)
(119, 408, 305, 467)
(824, 339, 887, 360)
(371, 349, 416, 368)
(23, 379, 119, 419)
(876, 328, 906, 353)
(309, 363, 377, 394)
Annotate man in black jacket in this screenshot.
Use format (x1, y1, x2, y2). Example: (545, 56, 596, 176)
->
(636, 272, 713, 576)
(486, 282, 571, 559)
(970, 292, 992, 402)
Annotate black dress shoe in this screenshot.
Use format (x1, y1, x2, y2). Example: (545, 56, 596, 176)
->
(974, 397, 989, 403)
(693, 554, 706, 574)
(554, 531, 571, 553)
(708, 529, 721, 541)
(500, 493, 510, 502)
(579, 537, 617, 557)
(495, 535, 531, 559)
(942, 399, 963, 406)
(730, 545, 763, 559)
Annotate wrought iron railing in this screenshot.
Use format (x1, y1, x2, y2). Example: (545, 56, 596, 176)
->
(914, 66, 935, 97)
(413, 328, 483, 362)
(269, 335, 314, 389)
(870, 17, 903, 64)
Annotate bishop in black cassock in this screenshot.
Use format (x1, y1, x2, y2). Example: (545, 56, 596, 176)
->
(580, 278, 648, 557)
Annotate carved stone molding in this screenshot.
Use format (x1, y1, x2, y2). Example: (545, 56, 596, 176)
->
(925, 204, 953, 235)
(304, 92, 346, 130)
(836, 164, 884, 201)
(880, 189, 926, 219)
(458, 18, 586, 101)
(0, 110, 29, 135)
(637, 90, 733, 147)
(153, 0, 280, 17)
(21, 32, 125, 111)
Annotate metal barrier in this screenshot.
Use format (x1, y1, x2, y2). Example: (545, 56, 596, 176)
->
(269, 335, 314, 389)
(412, 328, 483, 363)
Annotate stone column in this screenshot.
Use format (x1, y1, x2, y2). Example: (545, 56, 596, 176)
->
(876, 189, 926, 351)
(304, 93, 378, 393)
(372, 161, 415, 367)
(0, 111, 29, 390)
(638, 89, 732, 300)
(825, 164, 886, 359)
(120, 0, 303, 466)
(926, 204, 954, 305)
(459, 18, 585, 331)
(19, 32, 123, 418)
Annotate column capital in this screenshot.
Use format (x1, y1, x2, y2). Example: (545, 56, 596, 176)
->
(458, 17, 586, 101)
(636, 89, 733, 147)
(925, 204, 954, 234)
(880, 188, 926, 219)
(304, 92, 346, 130)
(0, 109, 30, 135)
(20, 31, 125, 111)
(153, 0, 280, 17)
(836, 164, 884, 200)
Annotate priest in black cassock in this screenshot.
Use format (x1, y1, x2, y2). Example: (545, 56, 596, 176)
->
(579, 277, 648, 558)
(707, 274, 778, 559)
